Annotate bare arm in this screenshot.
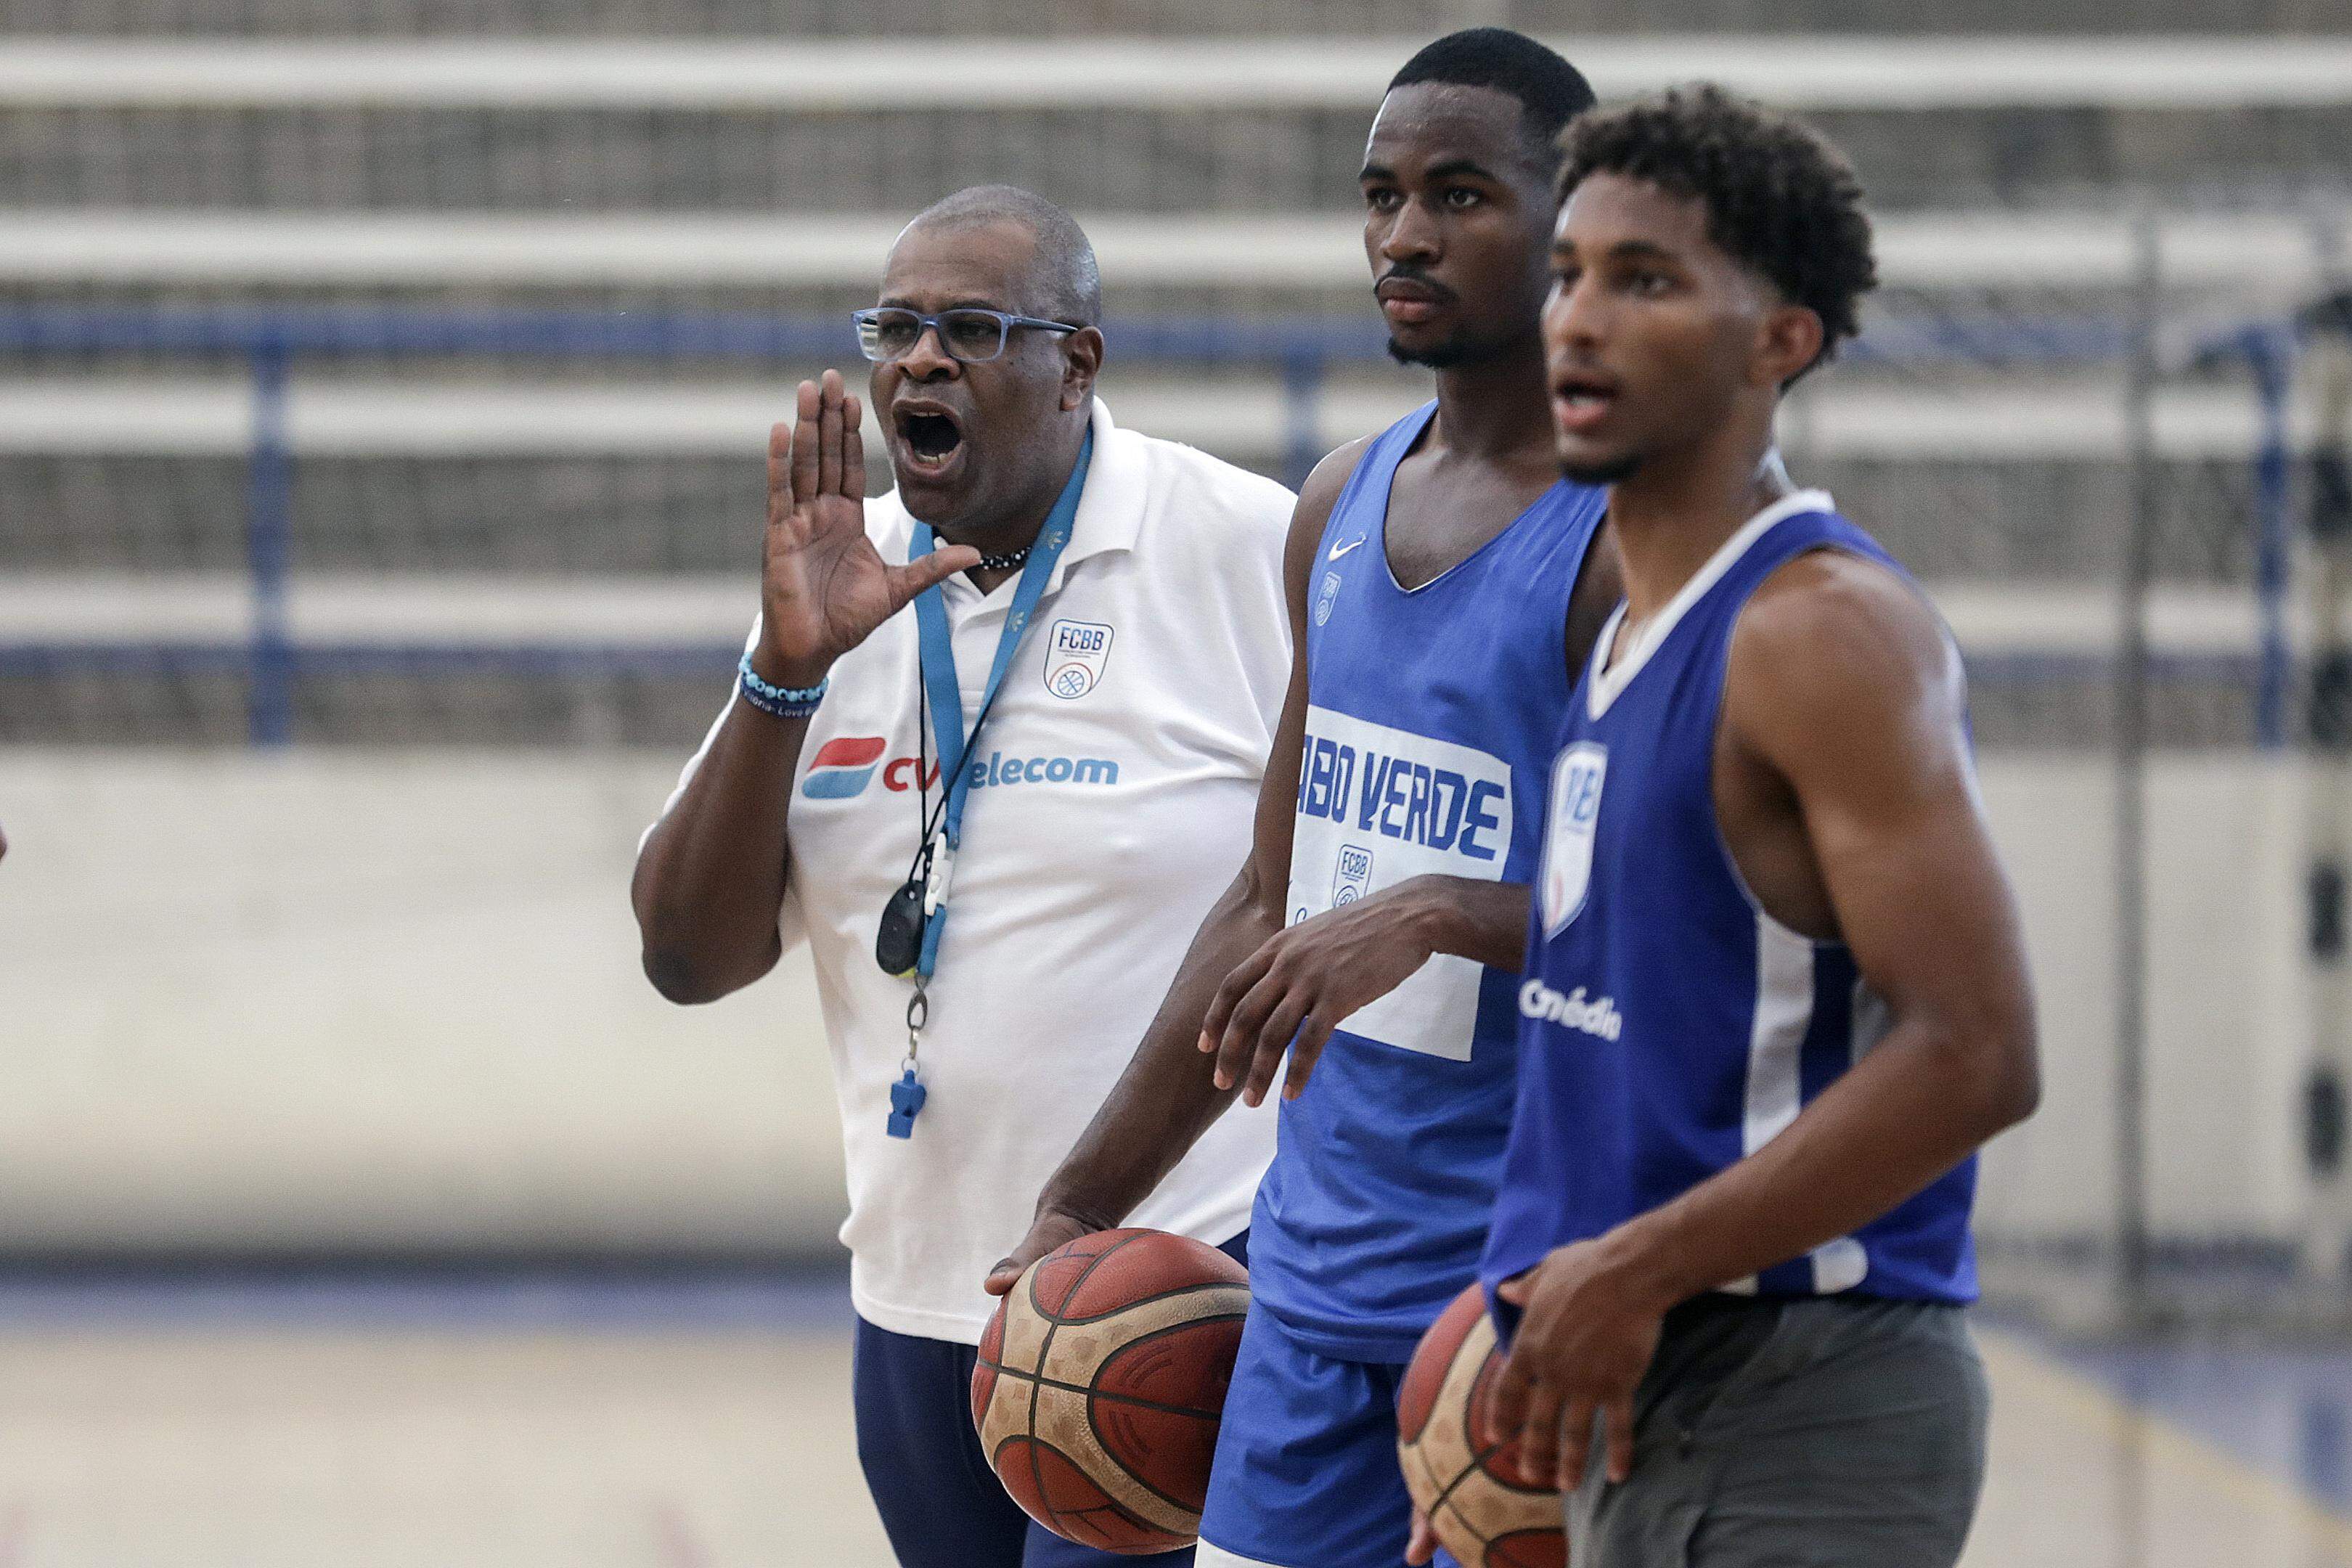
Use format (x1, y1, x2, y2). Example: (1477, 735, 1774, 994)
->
(979, 441, 1360, 1292)
(1493, 551, 2039, 1488)
(631, 372, 974, 1004)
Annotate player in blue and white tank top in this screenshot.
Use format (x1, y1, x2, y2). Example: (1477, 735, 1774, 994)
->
(1477, 91, 2040, 1568)
(1245, 393, 1601, 1363)
(985, 31, 1620, 1568)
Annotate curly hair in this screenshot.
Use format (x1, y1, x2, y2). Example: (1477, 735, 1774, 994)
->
(1559, 85, 1876, 375)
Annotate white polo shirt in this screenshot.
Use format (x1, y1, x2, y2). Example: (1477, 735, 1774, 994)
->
(658, 399, 1294, 1344)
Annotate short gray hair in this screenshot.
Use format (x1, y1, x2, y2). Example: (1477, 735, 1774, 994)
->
(904, 184, 1103, 327)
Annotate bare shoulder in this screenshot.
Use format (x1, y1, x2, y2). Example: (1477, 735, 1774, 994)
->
(1280, 436, 1374, 573)
(1736, 547, 1956, 689)
(1728, 547, 1965, 764)
(1292, 438, 1372, 534)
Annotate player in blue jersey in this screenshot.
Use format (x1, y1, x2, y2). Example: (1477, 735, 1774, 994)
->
(983, 29, 1616, 1568)
(1478, 89, 2041, 1567)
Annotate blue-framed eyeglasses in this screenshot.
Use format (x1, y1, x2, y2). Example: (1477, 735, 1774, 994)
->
(852, 307, 1085, 365)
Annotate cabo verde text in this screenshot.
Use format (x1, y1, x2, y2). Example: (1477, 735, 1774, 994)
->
(1296, 730, 1506, 862)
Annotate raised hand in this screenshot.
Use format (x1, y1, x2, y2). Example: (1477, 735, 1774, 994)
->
(754, 369, 979, 688)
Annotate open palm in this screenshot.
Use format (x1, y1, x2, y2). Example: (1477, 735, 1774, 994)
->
(757, 369, 977, 684)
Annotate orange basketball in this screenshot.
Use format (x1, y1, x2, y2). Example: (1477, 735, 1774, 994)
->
(1397, 1283, 1568, 1568)
(973, 1228, 1250, 1553)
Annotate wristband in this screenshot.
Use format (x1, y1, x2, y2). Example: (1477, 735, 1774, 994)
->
(738, 653, 829, 719)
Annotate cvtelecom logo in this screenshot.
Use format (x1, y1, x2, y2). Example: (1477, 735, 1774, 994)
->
(801, 737, 1119, 799)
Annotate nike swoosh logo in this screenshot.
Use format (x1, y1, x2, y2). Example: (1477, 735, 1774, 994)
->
(1328, 537, 1368, 560)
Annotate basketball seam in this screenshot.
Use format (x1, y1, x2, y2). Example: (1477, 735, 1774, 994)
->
(1424, 1450, 1494, 1548)
(987, 1355, 1241, 1421)
(1047, 1486, 1185, 1551)
(1024, 1230, 1151, 1536)
(1416, 1357, 1566, 1563)
(1458, 1401, 1571, 1504)
(1470, 1429, 1568, 1498)
(1030, 1276, 1249, 1327)
(1421, 1428, 1563, 1561)
(972, 1286, 1246, 1373)
(987, 1435, 1188, 1551)
(1058, 1493, 1183, 1550)
(1404, 1442, 1498, 1560)
(1466, 1360, 1572, 1500)
(1083, 1310, 1249, 1408)
(1081, 1308, 1241, 1516)
(1434, 1493, 1498, 1557)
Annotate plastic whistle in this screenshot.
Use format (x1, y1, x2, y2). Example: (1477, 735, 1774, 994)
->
(886, 1067, 928, 1139)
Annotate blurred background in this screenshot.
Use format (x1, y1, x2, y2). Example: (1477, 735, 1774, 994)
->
(3, 1, 2351, 1564)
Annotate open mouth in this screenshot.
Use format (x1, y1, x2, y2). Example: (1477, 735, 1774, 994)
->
(1551, 370, 1620, 432)
(894, 407, 965, 473)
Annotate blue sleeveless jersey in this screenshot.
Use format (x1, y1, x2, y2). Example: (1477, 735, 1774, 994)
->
(1251, 401, 1609, 1360)
(1482, 494, 1978, 1308)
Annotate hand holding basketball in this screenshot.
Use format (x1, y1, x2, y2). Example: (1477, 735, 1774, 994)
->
(973, 1228, 1250, 1553)
(754, 369, 977, 688)
(1490, 1238, 1670, 1491)
(1397, 1283, 1568, 1567)
(983, 1205, 1099, 1297)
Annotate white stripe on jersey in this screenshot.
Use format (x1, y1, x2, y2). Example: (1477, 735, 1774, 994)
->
(1739, 910, 1868, 1295)
(1743, 913, 1815, 1157)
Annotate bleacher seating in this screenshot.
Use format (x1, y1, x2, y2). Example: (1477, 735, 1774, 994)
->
(1, 7, 2345, 746)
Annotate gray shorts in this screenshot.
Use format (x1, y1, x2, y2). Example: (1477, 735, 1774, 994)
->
(1568, 1294, 1988, 1568)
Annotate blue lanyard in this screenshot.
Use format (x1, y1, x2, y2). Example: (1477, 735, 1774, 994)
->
(907, 428, 1092, 979)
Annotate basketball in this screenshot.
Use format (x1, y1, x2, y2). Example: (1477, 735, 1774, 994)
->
(971, 1228, 1250, 1553)
(1397, 1283, 1568, 1568)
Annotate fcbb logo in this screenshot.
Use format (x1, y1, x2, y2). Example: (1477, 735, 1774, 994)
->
(801, 736, 887, 799)
(1331, 844, 1374, 906)
(1539, 742, 1607, 936)
(1044, 618, 1115, 701)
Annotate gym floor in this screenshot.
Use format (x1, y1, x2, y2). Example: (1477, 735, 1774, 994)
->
(0, 1272, 2340, 1567)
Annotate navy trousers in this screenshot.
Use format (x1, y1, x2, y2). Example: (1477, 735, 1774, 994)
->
(852, 1230, 1249, 1568)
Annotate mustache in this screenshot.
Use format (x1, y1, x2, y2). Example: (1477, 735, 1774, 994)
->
(1374, 266, 1458, 304)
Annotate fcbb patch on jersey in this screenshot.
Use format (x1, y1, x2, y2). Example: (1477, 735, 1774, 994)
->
(1314, 571, 1343, 626)
(1044, 618, 1114, 700)
(802, 735, 888, 799)
(1331, 844, 1374, 906)
(1540, 742, 1607, 936)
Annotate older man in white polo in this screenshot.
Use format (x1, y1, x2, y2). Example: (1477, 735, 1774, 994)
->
(631, 187, 1291, 1567)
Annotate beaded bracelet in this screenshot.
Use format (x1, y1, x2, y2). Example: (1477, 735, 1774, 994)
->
(738, 653, 829, 719)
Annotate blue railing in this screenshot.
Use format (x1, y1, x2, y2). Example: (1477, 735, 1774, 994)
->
(0, 306, 2308, 747)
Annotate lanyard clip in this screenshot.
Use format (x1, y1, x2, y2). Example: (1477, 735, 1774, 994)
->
(923, 838, 957, 917)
